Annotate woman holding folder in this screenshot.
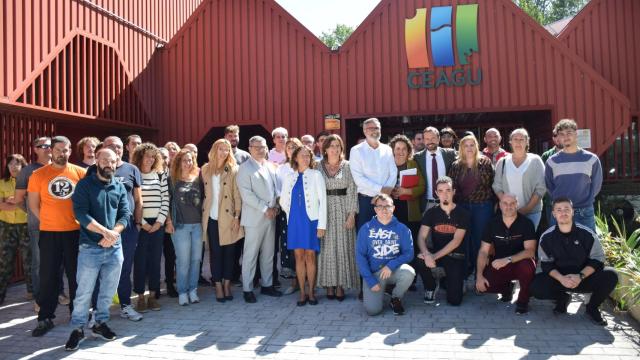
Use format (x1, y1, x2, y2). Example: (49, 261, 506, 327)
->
(390, 135, 425, 241)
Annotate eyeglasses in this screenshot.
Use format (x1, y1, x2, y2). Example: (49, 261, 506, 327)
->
(364, 126, 381, 131)
(374, 205, 394, 211)
(35, 144, 51, 149)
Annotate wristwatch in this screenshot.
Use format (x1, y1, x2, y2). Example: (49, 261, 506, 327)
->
(579, 272, 585, 280)
(507, 256, 512, 263)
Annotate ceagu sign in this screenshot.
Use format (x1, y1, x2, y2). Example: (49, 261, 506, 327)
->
(404, 4, 481, 89)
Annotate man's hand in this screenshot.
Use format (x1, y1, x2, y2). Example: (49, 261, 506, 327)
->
(371, 284, 381, 292)
(558, 274, 580, 289)
(102, 228, 120, 243)
(564, 274, 582, 288)
(379, 266, 392, 280)
(476, 275, 490, 292)
(265, 207, 277, 219)
(418, 251, 436, 268)
(380, 186, 394, 195)
(491, 257, 511, 270)
(98, 237, 117, 248)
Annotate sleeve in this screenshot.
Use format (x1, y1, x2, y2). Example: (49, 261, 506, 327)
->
(421, 208, 433, 227)
(411, 162, 426, 199)
(481, 159, 495, 193)
(481, 221, 493, 245)
(278, 174, 292, 216)
(384, 151, 398, 188)
(355, 225, 378, 289)
(349, 146, 382, 195)
(345, 163, 359, 214)
(531, 156, 547, 198)
(586, 230, 605, 271)
(132, 166, 142, 188)
(458, 209, 471, 230)
(523, 217, 536, 240)
(27, 170, 41, 193)
(386, 225, 414, 271)
(538, 235, 556, 274)
(157, 172, 170, 224)
(15, 167, 30, 190)
(237, 164, 269, 213)
(71, 180, 95, 228)
(544, 158, 555, 195)
(316, 172, 327, 230)
(492, 158, 506, 195)
(589, 156, 603, 200)
(232, 169, 242, 214)
(116, 184, 131, 228)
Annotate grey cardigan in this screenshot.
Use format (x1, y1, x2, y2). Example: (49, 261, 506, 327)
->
(492, 153, 546, 213)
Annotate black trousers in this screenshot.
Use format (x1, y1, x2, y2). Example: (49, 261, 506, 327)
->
(37, 231, 79, 321)
(530, 267, 618, 310)
(207, 218, 236, 283)
(163, 232, 176, 284)
(414, 255, 466, 306)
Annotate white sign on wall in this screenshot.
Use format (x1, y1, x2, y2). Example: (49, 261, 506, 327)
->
(577, 129, 592, 149)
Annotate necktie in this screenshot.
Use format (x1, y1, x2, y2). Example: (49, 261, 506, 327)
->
(431, 153, 438, 199)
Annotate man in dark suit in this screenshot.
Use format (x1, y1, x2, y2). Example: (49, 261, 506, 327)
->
(414, 127, 457, 213)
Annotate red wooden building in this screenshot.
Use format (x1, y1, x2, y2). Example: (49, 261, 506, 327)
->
(1, 0, 639, 282)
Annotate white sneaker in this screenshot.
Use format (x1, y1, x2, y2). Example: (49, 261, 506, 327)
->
(87, 309, 96, 329)
(178, 293, 189, 306)
(188, 290, 200, 303)
(120, 304, 143, 321)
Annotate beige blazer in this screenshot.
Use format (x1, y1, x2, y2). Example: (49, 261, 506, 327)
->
(201, 163, 244, 246)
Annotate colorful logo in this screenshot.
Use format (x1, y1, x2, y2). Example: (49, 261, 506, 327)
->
(405, 4, 479, 68)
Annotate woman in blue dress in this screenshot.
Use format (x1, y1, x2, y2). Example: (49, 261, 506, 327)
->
(279, 146, 327, 306)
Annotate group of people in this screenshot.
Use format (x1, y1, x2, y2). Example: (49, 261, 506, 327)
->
(0, 118, 618, 352)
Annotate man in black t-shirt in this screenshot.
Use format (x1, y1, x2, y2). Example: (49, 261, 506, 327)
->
(415, 176, 470, 306)
(476, 194, 537, 314)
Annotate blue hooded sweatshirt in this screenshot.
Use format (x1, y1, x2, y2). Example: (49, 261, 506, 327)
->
(356, 216, 414, 289)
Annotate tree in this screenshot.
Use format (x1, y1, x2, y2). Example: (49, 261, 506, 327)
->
(319, 24, 354, 50)
(515, 0, 589, 25)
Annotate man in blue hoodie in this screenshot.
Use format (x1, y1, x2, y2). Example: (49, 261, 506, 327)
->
(356, 193, 415, 316)
(64, 149, 131, 351)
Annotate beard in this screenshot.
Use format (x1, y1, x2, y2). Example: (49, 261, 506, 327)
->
(53, 156, 68, 166)
(97, 166, 114, 179)
(442, 200, 450, 206)
(426, 143, 438, 151)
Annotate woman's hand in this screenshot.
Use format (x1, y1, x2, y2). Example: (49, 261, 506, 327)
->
(344, 213, 355, 229)
(317, 229, 326, 239)
(148, 222, 162, 233)
(141, 223, 152, 232)
(165, 222, 175, 234)
(231, 218, 240, 233)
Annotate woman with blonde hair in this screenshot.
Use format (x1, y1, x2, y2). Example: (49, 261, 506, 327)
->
(168, 149, 204, 305)
(201, 139, 244, 302)
(448, 134, 495, 276)
(131, 143, 169, 311)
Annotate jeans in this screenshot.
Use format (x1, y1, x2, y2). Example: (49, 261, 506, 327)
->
(117, 219, 139, 307)
(525, 211, 542, 232)
(362, 264, 415, 316)
(172, 223, 203, 294)
(71, 243, 123, 327)
(37, 231, 78, 321)
(548, 205, 595, 232)
(460, 201, 494, 274)
(134, 218, 164, 294)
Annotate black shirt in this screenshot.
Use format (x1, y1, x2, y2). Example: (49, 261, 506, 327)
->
(482, 214, 536, 259)
(421, 205, 470, 255)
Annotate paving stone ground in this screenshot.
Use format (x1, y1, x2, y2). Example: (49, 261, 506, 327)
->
(1, 275, 638, 360)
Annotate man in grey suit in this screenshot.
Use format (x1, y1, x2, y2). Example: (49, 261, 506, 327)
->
(414, 127, 457, 213)
(237, 136, 283, 303)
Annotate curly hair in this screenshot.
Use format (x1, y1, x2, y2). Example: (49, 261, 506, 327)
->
(389, 134, 414, 160)
(131, 143, 163, 173)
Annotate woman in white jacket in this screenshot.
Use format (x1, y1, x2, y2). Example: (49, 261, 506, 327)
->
(279, 146, 327, 306)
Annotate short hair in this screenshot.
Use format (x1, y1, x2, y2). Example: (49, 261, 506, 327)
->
(509, 128, 530, 151)
(76, 137, 100, 157)
(554, 119, 578, 133)
(321, 134, 345, 161)
(372, 193, 394, 206)
(440, 127, 456, 138)
(485, 128, 501, 137)
(301, 134, 315, 143)
(104, 136, 123, 145)
(131, 143, 163, 173)
(51, 135, 71, 147)
(249, 136, 266, 146)
(271, 127, 288, 138)
(363, 118, 381, 128)
(316, 131, 330, 139)
(32, 136, 51, 146)
(500, 193, 519, 204)
(3, 154, 27, 181)
(389, 134, 414, 160)
(552, 196, 573, 208)
(96, 148, 116, 160)
(413, 132, 423, 140)
(126, 134, 141, 146)
(423, 126, 440, 137)
(435, 176, 454, 190)
(290, 146, 316, 171)
(224, 125, 240, 135)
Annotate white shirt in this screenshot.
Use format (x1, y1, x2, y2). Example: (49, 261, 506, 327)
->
(268, 148, 286, 165)
(349, 140, 397, 197)
(424, 148, 446, 200)
(505, 155, 532, 209)
(209, 174, 221, 220)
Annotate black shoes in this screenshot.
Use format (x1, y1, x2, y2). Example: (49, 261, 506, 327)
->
(515, 302, 529, 314)
(260, 286, 283, 297)
(390, 297, 405, 315)
(500, 282, 515, 303)
(32, 318, 54, 337)
(92, 322, 117, 341)
(586, 307, 608, 326)
(198, 276, 211, 286)
(65, 328, 85, 351)
(243, 291, 257, 303)
(297, 296, 308, 306)
(167, 283, 179, 298)
(308, 297, 319, 305)
(553, 292, 571, 315)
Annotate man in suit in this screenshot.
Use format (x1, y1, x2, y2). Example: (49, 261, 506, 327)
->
(237, 136, 283, 303)
(414, 127, 457, 213)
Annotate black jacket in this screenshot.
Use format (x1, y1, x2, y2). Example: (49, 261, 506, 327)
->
(538, 222, 605, 275)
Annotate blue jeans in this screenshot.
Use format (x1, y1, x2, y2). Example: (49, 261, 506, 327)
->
(117, 218, 138, 306)
(134, 218, 164, 294)
(460, 201, 495, 275)
(172, 224, 203, 294)
(548, 205, 595, 232)
(525, 211, 542, 232)
(71, 243, 123, 327)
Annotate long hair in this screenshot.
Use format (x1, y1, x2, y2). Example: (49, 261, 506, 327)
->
(170, 149, 200, 184)
(457, 134, 481, 173)
(207, 139, 237, 175)
(3, 154, 27, 181)
(131, 143, 164, 174)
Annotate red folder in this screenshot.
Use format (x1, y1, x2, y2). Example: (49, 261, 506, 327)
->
(399, 174, 419, 200)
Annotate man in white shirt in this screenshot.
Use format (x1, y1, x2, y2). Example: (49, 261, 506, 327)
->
(268, 127, 288, 165)
(414, 127, 457, 213)
(349, 118, 397, 231)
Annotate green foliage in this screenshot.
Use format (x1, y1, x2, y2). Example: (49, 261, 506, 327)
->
(319, 24, 354, 50)
(515, 0, 590, 25)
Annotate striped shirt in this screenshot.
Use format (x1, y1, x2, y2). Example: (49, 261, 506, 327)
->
(140, 171, 169, 225)
(544, 149, 602, 208)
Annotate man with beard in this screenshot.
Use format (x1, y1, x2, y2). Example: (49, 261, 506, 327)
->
(482, 128, 508, 165)
(224, 125, 250, 165)
(414, 127, 457, 213)
(27, 136, 86, 336)
(86, 136, 143, 321)
(412, 132, 425, 153)
(349, 118, 397, 231)
(414, 176, 470, 305)
(65, 149, 130, 350)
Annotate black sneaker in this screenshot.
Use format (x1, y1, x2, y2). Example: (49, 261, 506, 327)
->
(32, 318, 54, 337)
(198, 276, 211, 286)
(65, 328, 85, 351)
(167, 283, 178, 298)
(500, 282, 515, 303)
(515, 302, 529, 314)
(243, 291, 257, 303)
(260, 286, 283, 297)
(92, 322, 117, 341)
(390, 297, 405, 315)
(553, 292, 570, 315)
(585, 307, 607, 326)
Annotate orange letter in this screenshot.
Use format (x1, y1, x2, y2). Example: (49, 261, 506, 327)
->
(405, 8, 429, 69)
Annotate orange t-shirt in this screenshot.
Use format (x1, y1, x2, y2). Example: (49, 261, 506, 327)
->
(27, 163, 86, 231)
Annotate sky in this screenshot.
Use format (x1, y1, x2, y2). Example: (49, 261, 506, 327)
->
(275, 0, 381, 36)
